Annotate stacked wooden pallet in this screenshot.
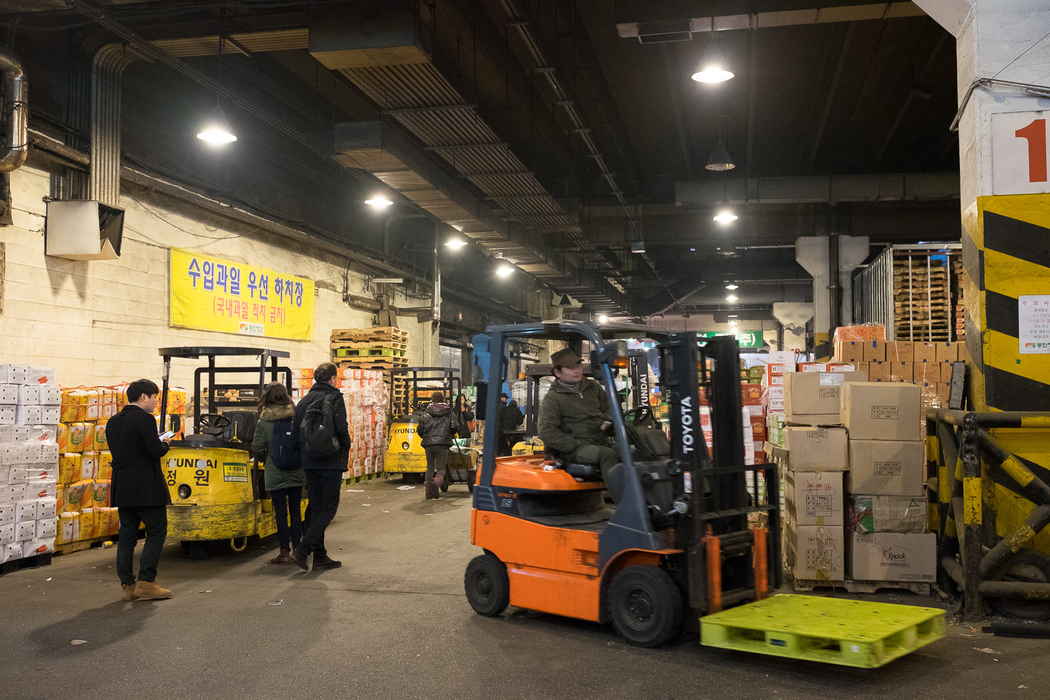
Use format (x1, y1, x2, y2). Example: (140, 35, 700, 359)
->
(952, 258, 966, 342)
(330, 327, 409, 371)
(893, 254, 951, 342)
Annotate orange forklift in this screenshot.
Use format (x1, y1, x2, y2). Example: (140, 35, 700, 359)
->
(464, 321, 780, 646)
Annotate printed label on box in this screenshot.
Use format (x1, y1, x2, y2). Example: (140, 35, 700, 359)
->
(819, 373, 845, 387)
(871, 405, 899, 420)
(818, 388, 839, 398)
(874, 461, 902, 476)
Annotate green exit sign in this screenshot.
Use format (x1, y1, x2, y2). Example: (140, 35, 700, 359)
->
(700, 331, 764, 349)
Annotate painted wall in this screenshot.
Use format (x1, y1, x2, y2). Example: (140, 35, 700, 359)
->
(0, 165, 433, 392)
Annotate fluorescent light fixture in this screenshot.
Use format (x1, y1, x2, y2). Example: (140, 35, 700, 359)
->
(691, 43, 734, 84)
(726, 294, 738, 303)
(373, 277, 404, 284)
(725, 282, 739, 290)
(729, 320, 738, 326)
(196, 104, 236, 145)
(713, 209, 738, 224)
(496, 264, 513, 278)
(598, 315, 609, 324)
(630, 241, 646, 254)
(445, 238, 468, 249)
(365, 196, 393, 209)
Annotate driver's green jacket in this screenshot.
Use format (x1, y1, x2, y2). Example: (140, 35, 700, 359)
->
(538, 377, 612, 455)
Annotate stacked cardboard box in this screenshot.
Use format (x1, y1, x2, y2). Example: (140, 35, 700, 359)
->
(0, 365, 60, 563)
(841, 382, 935, 583)
(297, 368, 388, 478)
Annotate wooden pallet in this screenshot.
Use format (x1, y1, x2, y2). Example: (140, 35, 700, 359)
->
(333, 347, 406, 358)
(54, 535, 114, 555)
(792, 578, 932, 595)
(0, 551, 53, 577)
(330, 340, 407, 351)
(336, 358, 409, 370)
(701, 594, 945, 668)
(331, 327, 408, 343)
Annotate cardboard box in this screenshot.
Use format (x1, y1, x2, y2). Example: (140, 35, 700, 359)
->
(785, 413, 841, 427)
(934, 342, 957, 363)
(833, 341, 864, 363)
(913, 342, 938, 363)
(784, 371, 867, 416)
(850, 495, 927, 534)
(886, 341, 914, 362)
(786, 470, 844, 526)
(827, 363, 858, 372)
(784, 426, 848, 471)
(913, 360, 941, 384)
(850, 532, 936, 582)
(786, 524, 845, 581)
(888, 362, 913, 383)
(840, 382, 922, 442)
(862, 341, 886, 362)
(867, 361, 891, 382)
(936, 383, 951, 402)
(797, 363, 827, 373)
(847, 439, 925, 495)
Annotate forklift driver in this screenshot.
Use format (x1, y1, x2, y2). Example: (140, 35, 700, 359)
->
(538, 348, 621, 500)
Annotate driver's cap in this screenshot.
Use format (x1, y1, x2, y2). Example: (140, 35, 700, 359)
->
(551, 348, 582, 369)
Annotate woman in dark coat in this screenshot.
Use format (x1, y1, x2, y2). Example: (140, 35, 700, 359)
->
(253, 382, 307, 564)
(417, 391, 459, 500)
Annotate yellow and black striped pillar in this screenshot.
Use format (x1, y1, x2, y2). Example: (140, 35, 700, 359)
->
(963, 195, 1050, 411)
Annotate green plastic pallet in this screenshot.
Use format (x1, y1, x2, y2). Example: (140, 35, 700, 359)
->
(700, 594, 945, 668)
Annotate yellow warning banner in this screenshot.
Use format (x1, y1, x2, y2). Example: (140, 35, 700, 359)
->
(170, 249, 314, 340)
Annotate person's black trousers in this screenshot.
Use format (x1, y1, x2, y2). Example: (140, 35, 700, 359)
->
(116, 505, 167, 586)
(300, 470, 342, 558)
(270, 486, 303, 551)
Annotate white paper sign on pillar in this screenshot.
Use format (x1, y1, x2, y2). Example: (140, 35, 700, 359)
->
(992, 110, 1050, 195)
(1019, 295, 1050, 354)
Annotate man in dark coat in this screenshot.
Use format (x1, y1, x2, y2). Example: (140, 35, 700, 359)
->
(109, 378, 173, 602)
(417, 391, 459, 500)
(290, 362, 352, 572)
(497, 395, 524, 456)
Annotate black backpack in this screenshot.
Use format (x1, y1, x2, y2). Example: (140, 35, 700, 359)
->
(300, 392, 341, 459)
(270, 417, 301, 470)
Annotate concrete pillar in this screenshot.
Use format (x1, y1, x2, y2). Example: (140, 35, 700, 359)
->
(916, 0, 1050, 410)
(796, 234, 870, 359)
(772, 303, 814, 352)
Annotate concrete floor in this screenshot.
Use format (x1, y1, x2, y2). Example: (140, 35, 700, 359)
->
(1, 478, 1046, 700)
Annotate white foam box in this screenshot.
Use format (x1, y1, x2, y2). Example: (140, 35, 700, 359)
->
(0, 364, 28, 384)
(26, 465, 55, 481)
(38, 443, 59, 463)
(0, 406, 14, 425)
(784, 371, 867, 415)
(0, 484, 16, 502)
(840, 382, 923, 442)
(0, 502, 13, 526)
(26, 368, 55, 385)
(14, 499, 38, 522)
(25, 426, 55, 444)
(783, 426, 848, 471)
(15, 405, 41, 425)
(850, 531, 936, 582)
(39, 407, 60, 425)
(0, 426, 11, 442)
(785, 470, 844, 526)
(36, 497, 57, 520)
(0, 384, 17, 404)
(8, 483, 27, 501)
(2, 542, 22, 562)
(785, 523, 845, 581)
(15, 519, 36, 541)
(11, 425, 30, 442)
(38, 386, 62, 406)
(7, 466, 27, 483)
(36, 518, 57, 539)
(847, 439, 925, 496)
(850, 495, 928, 534)
(17, 385, 40, 405)
(27, 480, 57, 500)
(0, 467, 8, 484)
(23, 538, 54, 557)
(0, 522, 12, 544)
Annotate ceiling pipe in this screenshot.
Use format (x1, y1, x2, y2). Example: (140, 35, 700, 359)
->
(0, 47, 28, 173)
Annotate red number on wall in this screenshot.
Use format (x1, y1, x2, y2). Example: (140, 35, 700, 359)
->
(1015, 118, 1048, 183)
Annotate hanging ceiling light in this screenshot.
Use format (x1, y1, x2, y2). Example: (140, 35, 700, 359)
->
(726, 294, 738, 303)
(706, 140, 735, 172)
(445, 238, 468, 249)
(725, 282, 739, 290)
(691, 42, 734, 83)
(365, 195, 393, 209)
(714, 209, 738, 224)
(197, 104, 236, 145)
(496, 264, 514, 278)
(598, 315, 609, 324)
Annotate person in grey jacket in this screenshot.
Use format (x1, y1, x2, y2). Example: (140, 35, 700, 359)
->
(417, 391, 459, 500)
(252, 382, 307, 565)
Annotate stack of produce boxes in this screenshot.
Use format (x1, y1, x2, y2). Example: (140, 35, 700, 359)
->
(780, 365, 866, 584)
(0, 365, 61, 564)
(296, 368, 388, 478)
(841, 382, 935, 584)
(57, 387, 120, 546)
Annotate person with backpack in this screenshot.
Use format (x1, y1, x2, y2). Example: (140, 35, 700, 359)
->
(416, 390, 459, 500)
(252, 382, 306, 565)
(290, 362, 351, 572)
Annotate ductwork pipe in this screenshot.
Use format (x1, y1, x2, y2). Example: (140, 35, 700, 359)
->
(0, 47, 27, 173)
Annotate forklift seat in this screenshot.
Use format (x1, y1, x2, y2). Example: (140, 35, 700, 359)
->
(546, 452, 603, 481)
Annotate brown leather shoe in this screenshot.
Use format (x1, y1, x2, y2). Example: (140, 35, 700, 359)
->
(121, 584, 138, 602)
(133, 580, 173, 600)
(271, 551, 291, 565)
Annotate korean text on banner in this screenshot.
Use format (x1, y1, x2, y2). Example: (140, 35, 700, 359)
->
(170, 249, 314, 340)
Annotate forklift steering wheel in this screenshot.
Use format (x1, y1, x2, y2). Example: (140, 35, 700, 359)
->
(199, 413, 231, 436)
(624, 405, 653, 426)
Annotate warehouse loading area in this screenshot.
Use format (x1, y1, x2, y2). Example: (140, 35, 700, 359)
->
(2, 479, 1047, 699)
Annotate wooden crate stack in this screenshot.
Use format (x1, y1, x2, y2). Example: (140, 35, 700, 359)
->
(892, 253, 951, 342)
(330, 327, 409, 405)
(952, 257, 966, 342)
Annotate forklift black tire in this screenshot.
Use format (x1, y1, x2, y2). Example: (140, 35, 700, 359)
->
(608, 565, 682, 647)
(465, 554, 510, 617)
